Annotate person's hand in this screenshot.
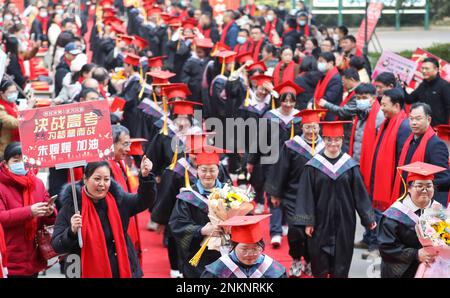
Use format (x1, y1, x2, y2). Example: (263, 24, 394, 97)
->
(318, 98, 327, 107)
(244, 60, 253, 68)
(44, 203, 55, 217)
(140, 155, 153, 177)
(201, 223, 222, 236)
(71, 212, 82, 234)
(31, 202, 50, 217)
(262, 81, 274, 92)
(418, 248, 437, 265)
(305, 225, 314, 237)
(246, 163, 254, 174)
(368, 221, 377, 230)
(271, 196, 281, 208)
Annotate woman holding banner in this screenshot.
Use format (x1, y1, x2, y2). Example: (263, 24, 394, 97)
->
(51, 157, 157, 278)
(0, 142, 56, 277)
(0, 80, 20, 157)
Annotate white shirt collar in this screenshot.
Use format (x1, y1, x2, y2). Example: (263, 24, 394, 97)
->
(402, 196, 432, 213)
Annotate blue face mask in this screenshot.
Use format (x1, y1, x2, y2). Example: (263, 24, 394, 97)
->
(356, 98, 372, 110)
(237, 36, 247, 45)
(10, 162, 27, 176)
(6, 92, 18, 103)
(299, 20, 307, 26)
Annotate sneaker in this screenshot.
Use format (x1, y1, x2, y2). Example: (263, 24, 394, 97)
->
(361, 249, 380, 260)
(170, 270, 183, 278)
(303, 262, 312, 276)
(271, 235, 282, 248)
(254, 203, 265, 215)
(354, 240, 369, 249)
(282, 225, 289, 236)
(289, 259, 303, 277)
(147, 220, 159, 231)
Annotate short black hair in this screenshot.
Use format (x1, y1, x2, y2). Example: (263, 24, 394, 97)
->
(383, 88, 404, 108)
(355, 83, 376, 95)
(349, 56, 365, 70)
(62, 18, 75, 28)
(84, 161, 111, 180)
(422, 57, 439, 69)
(250, 25, 263, 33)
(342, 35, 356, 43)
(374, 72, 396, 87)
(263, 44, 277, 56)
(319, 51, 336, 65)
(4, 142, 22, 162)
(410, 102, 432, 118)
(285, 17, 297, 29)
(338, 25, 349, 35)
(239, 28, 249, 36)
(0, 79, 14, 92)
(342, 68, 360, 81)
(323, 37, 335, 47)
(300, 56, 317, 72)
(279, 92, 296, 103)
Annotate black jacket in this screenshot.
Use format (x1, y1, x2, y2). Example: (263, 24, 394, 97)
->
(282, 29, 300, 52)
(6, 54, 27, 89)
(54, 57, 71, 97)
(406, 75, 450, 126)
(51, 175, 157, 278)
(295, 70, 322, 110)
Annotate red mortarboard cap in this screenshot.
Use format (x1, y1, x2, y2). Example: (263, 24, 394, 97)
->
(320, 121, 352, 137)
(219, 215, 271, 244)
(117, 34, 134, 45)
(250, 74, 272, 87)
(182, 18, 197, 30)
(435, 125, 450, 141)
(194, 38, 214, 49)
(148, 56, 166, 68)
(100, 0, 114, 6)
(104, 16, 124, 26)
(148, 6, 163, 15)
(133, 35, 149, 50)
(216, 50, 237, 64)
(102, 10, 116, 19)
(110, 22, 126, 34)
(274, 80, 304, 96)
(169, 16, 182, 27)
(148, 70, 175, 84)
(235, 52, 254, 65)
(102, 6, 117, 14)
(128, 138, 148, 156)
(168, 100, 202, 115)
(160, 13, 171, 23)
(246, 61, 267, 72)
(186, 145, 228, 165)
(296, 109, 327, 124)
(215, 42, 230, 52)
(397, 161, 447, 182)
(162, 84, 191, 99)
(110, 97, 126, 112)
(183, 131, 216, 152)
(124, 53, 141, 66)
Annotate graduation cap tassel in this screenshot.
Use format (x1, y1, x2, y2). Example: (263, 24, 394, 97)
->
(177, 39, 181, 51)
(138, 73, 147, 99)
(244, 88, 250, 107)
(271, 95, 275, 110)
(396, 168, 408, 202)
(152, 91, 158, 105)
(189, 235, 212, 267)
(230, 62, 235, 75)
(162, 96, 168, 136)
(312, 131, 316, 155)
(169, 142, 178, 170)
(184, 152, 191, 189)
(290, 120, 294, 140)
(220, 60, 225, 76)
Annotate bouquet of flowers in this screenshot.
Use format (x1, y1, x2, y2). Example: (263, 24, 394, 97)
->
(189, 184, 254, 266)
(415, 205, 450, 278)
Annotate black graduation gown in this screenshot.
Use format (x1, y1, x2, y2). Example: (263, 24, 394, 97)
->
(378, 201, 424, 278)
(120, 74, 143, 138)
(95, 38, 116, 69)
(168, 184, 221, 278)
(295, 152, 375, 277)
(166, 40, 192, 82)
(146, 132, 178, 177)
(180, 56, 211, 103)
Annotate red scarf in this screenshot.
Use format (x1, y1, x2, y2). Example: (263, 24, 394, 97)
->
(18, 55, 26, 79)
(0, 223, 7, 278)
(251, 39, 265, 62)
(0, 164, 37, 240)
(36, 15, 49, 34)
(273, 61, 296, 86)
(199, 26, 211, 39)
(233, 41, 251, 56)
(81, 188, 132, 278)
(264, 18, 278, 42)
(99, 84, 107, 99)
(370, 110, 408, 211)
(297, 24, 310, 37)
(349, 100, 381, 192)
(0, 98, 20, 141)
(340, 90, 356, 107)
(390, 126, 436, 202)
(246, 4, 256, 16)
(313, 67, 339, 108)
(220, 20, 235, 45)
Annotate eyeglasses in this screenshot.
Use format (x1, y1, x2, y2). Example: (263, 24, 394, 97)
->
(412, 184, 434, 192)
(198, 167, 219, 174)
(324, 137, 342, 144)
(237, 246, 262, 256)
(121, 142, 131, 148)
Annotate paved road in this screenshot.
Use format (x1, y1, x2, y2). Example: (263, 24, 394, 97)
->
(350, 26, 450, 52)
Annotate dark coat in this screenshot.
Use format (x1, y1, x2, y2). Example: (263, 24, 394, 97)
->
(224, 22, 239, 49)
(54, 56, 71, 97)
(319, 73, 344, 121)
(51, 175, 156, 278)
(282, 29, 300, 52)
(295, 70, 321, 110)
(6, 54, 27, 89)
(180, 56, 211, 102)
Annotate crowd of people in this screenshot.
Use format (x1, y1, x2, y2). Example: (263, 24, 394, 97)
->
(0, 0, 449, 279)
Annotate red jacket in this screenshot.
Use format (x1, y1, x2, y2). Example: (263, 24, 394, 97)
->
(0, 165, 55, 276)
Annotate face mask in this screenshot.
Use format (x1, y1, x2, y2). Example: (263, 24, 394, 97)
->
(356, 98, 372, 110)
(10, 162, 27, 176)
(5, 92, 18, 103)
(278, 5, 285, 10)
(237, 36, 247, 45)
(317, 62, 327, 73)
(299, 20, 307, 26)
(267, 15, 274, 22)
(40, 11, 48, 18)
(56, 9, 65, 15)
(4, 15, 13, 21)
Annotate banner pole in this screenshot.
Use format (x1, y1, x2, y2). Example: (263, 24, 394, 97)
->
(69, 167, 83, 248)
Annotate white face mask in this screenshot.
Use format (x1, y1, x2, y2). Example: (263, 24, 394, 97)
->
(237, 36, 247, 44)
(267, 15, 274, 22)
(317, 62, 328, 73)
(356, 98, 372, 110)
(40, 11, 48, 18)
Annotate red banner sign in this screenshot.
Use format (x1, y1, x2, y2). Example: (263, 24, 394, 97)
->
(18, 100, 114, 168)
(408, 48, 450, 89)
(356, 2, 384, 53)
